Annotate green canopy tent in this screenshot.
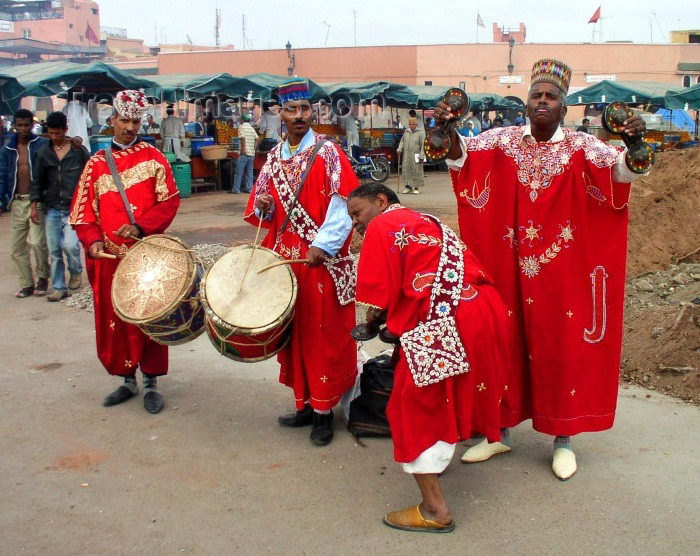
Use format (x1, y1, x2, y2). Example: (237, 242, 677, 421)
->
(566, 80, 686, 106)
(1, 60, 156, 110)
(320, 81, 414, 104)
(664, 84, 700, 137)
(145, 73, 270, 104)
(37, 61, 156, 96)
(0, 72, 26, 114)
(384, 85, 522, 111)
(244, 73, 327, 103)
(1, 60, 79, 98)
(664, 83, 700, 110)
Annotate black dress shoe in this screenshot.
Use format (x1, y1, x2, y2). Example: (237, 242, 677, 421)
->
(310, 411, 334, 446)
(143, 390, 164, 414)
(278, 404, 313, 427)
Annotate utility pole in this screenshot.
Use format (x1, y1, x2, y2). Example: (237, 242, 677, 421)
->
(353, 9, 357, 46)
(215, 8, 221, 48)
(242, 14, 247, 50)
(323, 21, 330, 47)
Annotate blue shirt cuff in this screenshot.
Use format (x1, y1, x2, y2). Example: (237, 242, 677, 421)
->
(311, 194, 352, 256)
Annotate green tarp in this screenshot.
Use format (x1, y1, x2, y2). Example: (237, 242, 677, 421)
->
(664, 83, 700, 110)
(243, 73, 327, 102)
(383, 85, 521, 111)
(2, 60, 155, 99)
(146, 73, 327, 104)
(39, 61, 156, 95)
(0, 72, 26, 113)
(145, 73, 270, 103)
(320, 81, 412, 104)
(1, 61, 77, 97)
(566, 80, 686, 106)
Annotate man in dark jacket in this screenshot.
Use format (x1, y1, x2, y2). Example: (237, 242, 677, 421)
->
(30, 111, 90, 301)
(0, 109, 50, 298)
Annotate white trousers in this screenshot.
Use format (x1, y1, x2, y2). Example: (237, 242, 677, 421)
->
(402, 441, 455, 474)
(163, 137, 190, 162)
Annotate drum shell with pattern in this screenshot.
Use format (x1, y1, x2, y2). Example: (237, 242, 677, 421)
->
(201, 245, 298, 363)
(111, 234, 206, 345)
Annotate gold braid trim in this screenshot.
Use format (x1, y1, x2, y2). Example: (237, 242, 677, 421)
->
(93, 159, 166, 197)
(69, 158, 95, 225)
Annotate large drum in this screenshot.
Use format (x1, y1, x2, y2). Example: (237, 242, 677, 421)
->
(112, 234, 206, 345)
(201, 244, 298, 362)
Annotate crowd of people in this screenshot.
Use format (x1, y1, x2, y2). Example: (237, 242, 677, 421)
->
(0, 57, 650, 534)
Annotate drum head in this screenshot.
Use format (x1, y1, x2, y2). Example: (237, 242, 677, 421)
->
(112, 235, 197, 324)
(203, 245, 297, 333)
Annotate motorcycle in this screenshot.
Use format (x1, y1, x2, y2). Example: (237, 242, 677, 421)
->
(349, 151, 391, 183)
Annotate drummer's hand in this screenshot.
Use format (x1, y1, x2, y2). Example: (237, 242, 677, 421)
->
(306, 246, 328, 267)
(622, 115, 646, 138)
(88, 241, 105, 258)
(434, 101, 456, 125)
(256, 193, 273, 214)
(114, 224, 140, 239)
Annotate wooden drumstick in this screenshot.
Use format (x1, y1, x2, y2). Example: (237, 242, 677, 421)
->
(256, 258, 310, 274)
(94, 252, 118, 260)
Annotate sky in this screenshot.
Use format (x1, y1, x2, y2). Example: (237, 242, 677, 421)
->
(97, 0, 700, 50)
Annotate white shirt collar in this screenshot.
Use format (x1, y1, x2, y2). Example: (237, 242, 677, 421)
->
(281, 127, 315, 160)
(522, 124, 565, 143)
(112, 137, 138, 149)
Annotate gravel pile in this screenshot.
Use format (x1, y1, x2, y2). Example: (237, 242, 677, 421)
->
(192, 243, 230, 267)
(626, 263, 700, 310)
(62, 243, 232, 313)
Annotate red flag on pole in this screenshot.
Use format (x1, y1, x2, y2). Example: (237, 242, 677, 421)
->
(588, 6, 601, 24)
(85, 23, 99, 44)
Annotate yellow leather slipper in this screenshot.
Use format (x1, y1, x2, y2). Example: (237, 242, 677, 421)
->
(383, 505, 455, 533)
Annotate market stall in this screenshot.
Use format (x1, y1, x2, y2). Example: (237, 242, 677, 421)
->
(0, 72, 26, 114)
(566, 80, 696, 148)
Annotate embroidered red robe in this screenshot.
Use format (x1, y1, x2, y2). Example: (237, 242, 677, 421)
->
(450, 127, 631, 435)
(356, 206, 513, 463)
(70, 141, 180, 377)
(244, 135, 358, 410)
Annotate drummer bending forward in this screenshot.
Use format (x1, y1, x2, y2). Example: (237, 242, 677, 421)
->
(69, 90, 180, 414)
(244, 78, 359, 446)
(347, 183, 514, 533)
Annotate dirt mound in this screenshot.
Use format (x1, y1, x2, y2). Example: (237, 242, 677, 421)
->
(627, 148, 700, 277)
(624, 148, 700, 404)
(622, 264, 700, 404)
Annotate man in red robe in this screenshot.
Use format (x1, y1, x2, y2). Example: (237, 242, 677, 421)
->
(348, 182, 513, 533)
(244, 79, 358, 446)
(70, 90, 180, 414)
(435, 59, 649, 479)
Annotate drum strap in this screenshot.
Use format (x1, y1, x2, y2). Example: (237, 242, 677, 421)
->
(277, 139, 327, 238)
(105, 147, 137, 225)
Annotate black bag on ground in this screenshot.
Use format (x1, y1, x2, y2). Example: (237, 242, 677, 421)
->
(347, 353, 394, 437)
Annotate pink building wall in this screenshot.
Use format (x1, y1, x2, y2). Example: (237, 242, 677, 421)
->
(0, 0, 99, 45)
(158, 45, 419, 83)
(158, 42, 697, 93)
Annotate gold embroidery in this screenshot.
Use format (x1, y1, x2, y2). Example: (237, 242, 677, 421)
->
(93, 160, 165, 197)
(69, 159, 95, 225)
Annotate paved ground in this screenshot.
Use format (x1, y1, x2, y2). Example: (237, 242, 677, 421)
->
(1, 175, 698, 555)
